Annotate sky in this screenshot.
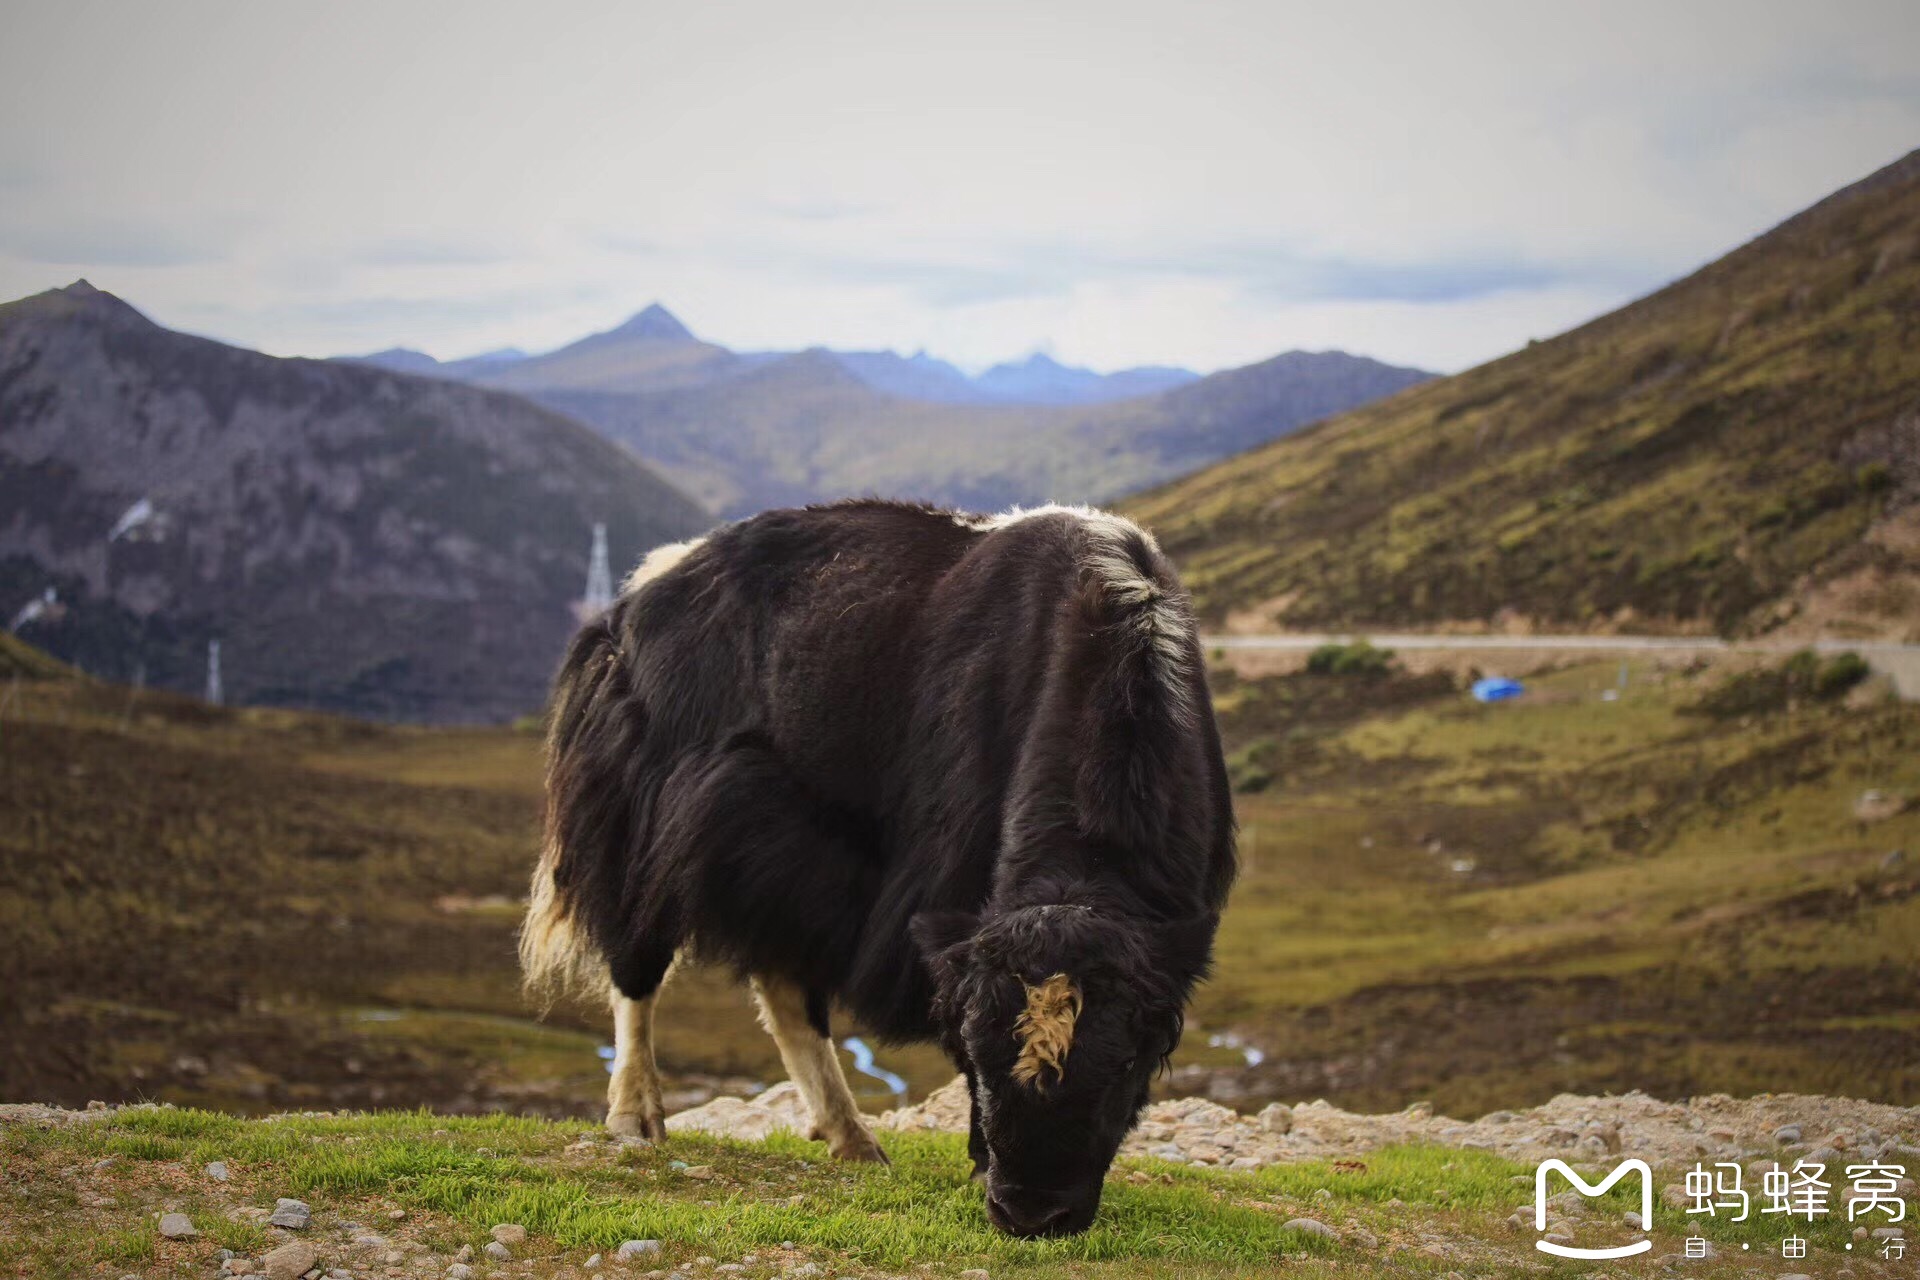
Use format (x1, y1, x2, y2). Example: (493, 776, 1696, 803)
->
(2, 1, 1917, 375)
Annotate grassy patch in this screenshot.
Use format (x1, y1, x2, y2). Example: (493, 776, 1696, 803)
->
(0, 1107, 1854, 1278)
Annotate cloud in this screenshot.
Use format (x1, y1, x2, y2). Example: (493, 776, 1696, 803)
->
(0, 215, 233, 268)
(1, 0, 1915, 372)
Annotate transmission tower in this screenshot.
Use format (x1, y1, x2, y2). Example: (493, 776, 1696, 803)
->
(205, 638, 223, 706)
(583, 522, 613, 616)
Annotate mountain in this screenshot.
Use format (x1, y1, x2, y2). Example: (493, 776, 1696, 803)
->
(514, 343, 1428, 517)
(341, 344, 529, 379)
(828, 349, 985, 403)
(346, 345, 442, 375)
(476, 303, 744, 395)
(0, 281, 711, 720)
(331, 302, 1424, 515)
(973, 352, 1199, 404)
(1124, 148, 1920, 640)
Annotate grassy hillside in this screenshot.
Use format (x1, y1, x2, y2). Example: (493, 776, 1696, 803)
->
(1127, 149, 1920, 640)
(5, 632, 1914, 1120)
(0, 662, 952, 1120)
(0, 1105, 1854, 1280)
(1204, 650, 1919, 1114)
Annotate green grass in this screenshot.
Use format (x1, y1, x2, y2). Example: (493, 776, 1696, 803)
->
(0, 1106, 1861, 1279)
(1195, 654, 1920, 1112)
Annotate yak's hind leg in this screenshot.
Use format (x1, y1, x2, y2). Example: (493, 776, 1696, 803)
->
(752, 975, 889, 1164)
(607, 946, 677, 1141)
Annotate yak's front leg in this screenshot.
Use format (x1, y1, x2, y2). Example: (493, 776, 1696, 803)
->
(606, 990, 665, 1140)
(606, 946, 677, 1141)
(752, 975, 889, 1164)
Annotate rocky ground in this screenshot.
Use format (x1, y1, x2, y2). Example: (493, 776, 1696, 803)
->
(867, 1077, 1920, 1173)
(4, 1085, 1914, 1280)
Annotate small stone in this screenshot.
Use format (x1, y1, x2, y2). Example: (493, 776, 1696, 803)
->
(683, 1165, 714, 1179)
(489, 1225, 526, 1246)
(584, 1256, 602, 1270)
(455, 1245, 474, 1262)
(959, 1271, 989, 1280)
(158, 1212, 197, 1239)
(388, 1209, 406, 1221)
(1872, 1226, 1905, 1239)
(483, 1241, 512, 1261)
(1257, 1103, 1294, 1134)
(1775, 1124, 1804, 1144)
(1284, 1217, 1337, 1239)
(1624, 1211, 1645, 1229)
(1312, 1187, 1332, 1201)
(446, 1268, 475, 1280)
(269, 1198, 312, 1230)
(206, 1160, 231, 1182)
(261, 1242, 318, 1280)
(617, 1240, 664, 1260)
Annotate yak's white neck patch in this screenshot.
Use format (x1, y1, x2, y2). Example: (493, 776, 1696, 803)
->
(622, 535, 708, 596)
(955, 503, 1163, 556)
(960, 503, 1194, 688)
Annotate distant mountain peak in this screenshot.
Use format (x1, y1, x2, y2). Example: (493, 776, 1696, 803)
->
(48, 279, 153, 327)
(611, 303, 694, 342)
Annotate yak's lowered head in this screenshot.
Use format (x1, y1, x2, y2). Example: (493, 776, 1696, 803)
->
(913, 902, 1216, 1237)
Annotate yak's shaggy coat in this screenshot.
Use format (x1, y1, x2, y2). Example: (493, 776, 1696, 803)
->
(523, 499, 1235, 1233)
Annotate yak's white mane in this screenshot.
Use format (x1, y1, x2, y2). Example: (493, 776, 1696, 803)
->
(961, 503, 1193, 678)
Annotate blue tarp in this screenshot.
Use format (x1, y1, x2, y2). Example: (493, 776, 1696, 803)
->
(1472, 677, 1525, 703)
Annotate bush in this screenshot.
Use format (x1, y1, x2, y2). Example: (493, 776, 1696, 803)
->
(1305, 639, 1395, 677)
(1857, 461, 1894, 494)
(1685, 650, 1870, 717)
(1814, 651, 1870, 698)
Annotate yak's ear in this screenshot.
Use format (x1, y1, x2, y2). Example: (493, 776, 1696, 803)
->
(909, 911, 981, 965)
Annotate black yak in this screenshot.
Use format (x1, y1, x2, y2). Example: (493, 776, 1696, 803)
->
(522, 500, 1235, 1236)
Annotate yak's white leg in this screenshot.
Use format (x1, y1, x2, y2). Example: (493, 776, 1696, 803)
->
(607, 989, 666, 1141)
(751, 975, 888, 1164)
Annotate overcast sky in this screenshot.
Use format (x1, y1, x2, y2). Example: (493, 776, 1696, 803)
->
(2, 1, 1916, 374)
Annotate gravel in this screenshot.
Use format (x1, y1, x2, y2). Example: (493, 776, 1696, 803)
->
(267, 1197, 311, 1229)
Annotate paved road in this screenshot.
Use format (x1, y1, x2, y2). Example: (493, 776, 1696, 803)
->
(1201, 633, 1920, 697)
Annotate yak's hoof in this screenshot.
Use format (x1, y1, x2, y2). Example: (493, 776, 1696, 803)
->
(607, 1110, 666, 1142)
(830, 1129, 891, 1165)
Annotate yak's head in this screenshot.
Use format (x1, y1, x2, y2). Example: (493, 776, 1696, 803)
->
(912, 903, 1214, 1237)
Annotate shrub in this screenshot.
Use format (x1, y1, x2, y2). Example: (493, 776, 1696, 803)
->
(1814, 651, 1870, 698)
(1685, 650, 1870, 717)
(1305, 639, 1395, 677)
(1856, 461, 1893, 493)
